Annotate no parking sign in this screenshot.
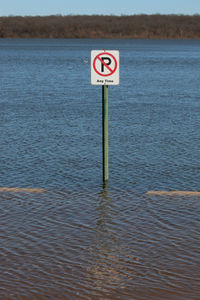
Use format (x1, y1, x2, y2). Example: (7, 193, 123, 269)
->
(91, 50, 120, 85)
(90, 49, 120, 183)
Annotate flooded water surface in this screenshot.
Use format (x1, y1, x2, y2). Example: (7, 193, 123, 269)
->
(0, 39, 200, 299)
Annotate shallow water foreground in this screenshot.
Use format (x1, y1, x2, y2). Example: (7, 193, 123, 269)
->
(0, 188, 199, 300)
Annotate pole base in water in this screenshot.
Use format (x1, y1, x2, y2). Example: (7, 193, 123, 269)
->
(103, 181, 109, 189)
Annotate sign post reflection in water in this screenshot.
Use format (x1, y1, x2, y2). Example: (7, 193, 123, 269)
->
(91, 50, 120, 184)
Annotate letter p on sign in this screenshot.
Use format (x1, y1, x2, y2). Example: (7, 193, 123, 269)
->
(91, 50, 120, 85)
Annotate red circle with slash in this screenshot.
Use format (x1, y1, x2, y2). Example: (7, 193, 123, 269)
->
(93, 52, 117, 77)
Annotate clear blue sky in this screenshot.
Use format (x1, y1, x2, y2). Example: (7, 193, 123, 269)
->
(0, 0, 200, 16)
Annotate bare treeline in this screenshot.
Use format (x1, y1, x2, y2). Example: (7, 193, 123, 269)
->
(0, 14, 200, 39)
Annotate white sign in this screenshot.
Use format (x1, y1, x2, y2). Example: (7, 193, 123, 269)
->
(91, 50, 120, 85)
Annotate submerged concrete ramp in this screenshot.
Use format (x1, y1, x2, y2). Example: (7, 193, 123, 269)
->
(0, 187, 46, 193)
(146, 191, 200, 196)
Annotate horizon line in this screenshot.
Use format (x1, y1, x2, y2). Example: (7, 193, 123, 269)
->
(1, 13, 200, 17)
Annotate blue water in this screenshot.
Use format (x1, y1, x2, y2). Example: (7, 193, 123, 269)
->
(0, 39, 199, 192)
(0, 39, 200, 299)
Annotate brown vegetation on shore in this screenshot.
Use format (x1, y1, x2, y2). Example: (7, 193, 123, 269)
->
(0, 14, 200, 39)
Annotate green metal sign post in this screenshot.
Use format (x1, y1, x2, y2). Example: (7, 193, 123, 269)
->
(91, 50, 119, 185)
(102, 85, 109, 183)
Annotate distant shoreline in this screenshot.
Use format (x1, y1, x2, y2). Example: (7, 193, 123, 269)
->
(1, 15, 200, 39)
